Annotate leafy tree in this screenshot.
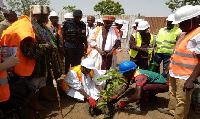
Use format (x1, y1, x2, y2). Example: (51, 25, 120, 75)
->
(5, 0, 50, 16)
(166, 0, 200, 12)
(62, 5, 76, 12)
(94, 0, 125, 15)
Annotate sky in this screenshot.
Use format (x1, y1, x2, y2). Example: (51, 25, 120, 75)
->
(49, 0, 173, 17)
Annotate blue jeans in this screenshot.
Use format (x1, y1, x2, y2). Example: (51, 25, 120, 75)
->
(154, 53, 171, 78)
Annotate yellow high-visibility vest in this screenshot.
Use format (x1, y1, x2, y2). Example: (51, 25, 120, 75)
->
(61, 65, 94, 91)
(129, 32, 155, 59)
(156, 27, 181, 54)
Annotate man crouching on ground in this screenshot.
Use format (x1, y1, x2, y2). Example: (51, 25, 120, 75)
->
(115, 61, 169, 111)
(61, 58, 106, 107)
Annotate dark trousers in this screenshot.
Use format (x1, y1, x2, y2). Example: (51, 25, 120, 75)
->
(101, 55, 113, 70)
(64, 42, 84, 73)
(154, 53, 171, 78)
(136, 83, 169, 108)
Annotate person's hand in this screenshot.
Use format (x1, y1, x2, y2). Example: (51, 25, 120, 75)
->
(111, 94, 118, 99)
(140, 48, 148, 52)
(129, 38, 135, 46)
(88, 97, 96, 108)
(3, 56, 19, 68)
(98, 50, 106, 56)
(118, 101, 126, 108)
(183, 78, 195, 92)
(106, 50, 113, 57)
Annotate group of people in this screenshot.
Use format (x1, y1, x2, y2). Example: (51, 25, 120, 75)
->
(0, 4, 123, 118)
(0, 4, 200, 119)
(128, 5, 200, 119)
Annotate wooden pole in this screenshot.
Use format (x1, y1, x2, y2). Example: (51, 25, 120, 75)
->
(50, 69, 64, 119)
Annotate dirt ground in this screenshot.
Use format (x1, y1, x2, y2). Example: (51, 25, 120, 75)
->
(19, 48, 200, 119)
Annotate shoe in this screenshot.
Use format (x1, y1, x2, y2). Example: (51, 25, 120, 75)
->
(158, 108, 174, 117)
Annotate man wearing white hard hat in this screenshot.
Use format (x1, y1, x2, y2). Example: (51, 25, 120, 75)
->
(61, 58, 105, 108)
(96, 18, 104, 27)
(132, 19, 143, 33)
(115, 20, 124, 42)
(154, 14, 181, 78)
(129, 20, 155, 70)
(158, 5, 200, 119)
(47, 11, 64, 61)
(64, 12, 73, 21)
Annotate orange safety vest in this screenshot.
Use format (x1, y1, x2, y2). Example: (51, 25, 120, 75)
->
(0, 52, 10, 102)
(61, 65, 94, 91)
(170, 27, 200, 77)
(87, 26, 118, 55)
(46, 23, 62, 35)
(0, 15, 36, 76)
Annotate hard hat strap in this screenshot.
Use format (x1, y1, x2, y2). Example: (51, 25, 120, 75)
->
(190, 19, 193, 31)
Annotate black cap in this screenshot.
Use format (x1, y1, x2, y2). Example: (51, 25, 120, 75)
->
(73, 10, 83, 17)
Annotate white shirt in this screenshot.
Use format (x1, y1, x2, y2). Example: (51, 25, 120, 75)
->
(88, 27, 118, 69)
(65, 69, 106, 101)
(86, 24, 96, 42)
(169, 33, 200, 80)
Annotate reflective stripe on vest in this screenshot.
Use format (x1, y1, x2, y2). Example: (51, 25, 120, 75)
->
(1, 15, 36, 76)
(129, 32, 154, 58)
(0, 55, 10, 102)
(170, 27, 200, 77)
(61, 65, 94, 91)
(156, 27, 181, 54)
(0, 78, 8, 85)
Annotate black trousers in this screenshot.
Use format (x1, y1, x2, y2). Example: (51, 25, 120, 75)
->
(64, 42, 84, 73)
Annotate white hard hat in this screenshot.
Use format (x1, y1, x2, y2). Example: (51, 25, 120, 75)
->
(134, 19, 143, 23)
(196, 5, 200, 10)
(132, 23, 136, 27)
(137, 21, 150, 30)
(115, 20, 124, 24)
(172, 5, 200, 24)
(166, 14, 175, 21)
(49, 11, 58, 17)
(112, 22, 117, 27)
(81, 58, 95, 69)
(64, 13, 73, 18)
(97, 19, 103, 23)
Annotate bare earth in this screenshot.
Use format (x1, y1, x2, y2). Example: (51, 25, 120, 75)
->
(20, 48, 200, 119)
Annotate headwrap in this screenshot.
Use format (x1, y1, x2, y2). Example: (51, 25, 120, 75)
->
(30, 5, 50, 15)
(102, 15, 115, 22)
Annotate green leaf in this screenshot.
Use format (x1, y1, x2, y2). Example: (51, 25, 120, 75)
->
(94, 76, 108, 81)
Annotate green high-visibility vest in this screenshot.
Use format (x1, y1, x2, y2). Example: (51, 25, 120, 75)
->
(137, 69, 167, 84)
(129, 32, 155, 58)
(156, 27, 181, 54)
